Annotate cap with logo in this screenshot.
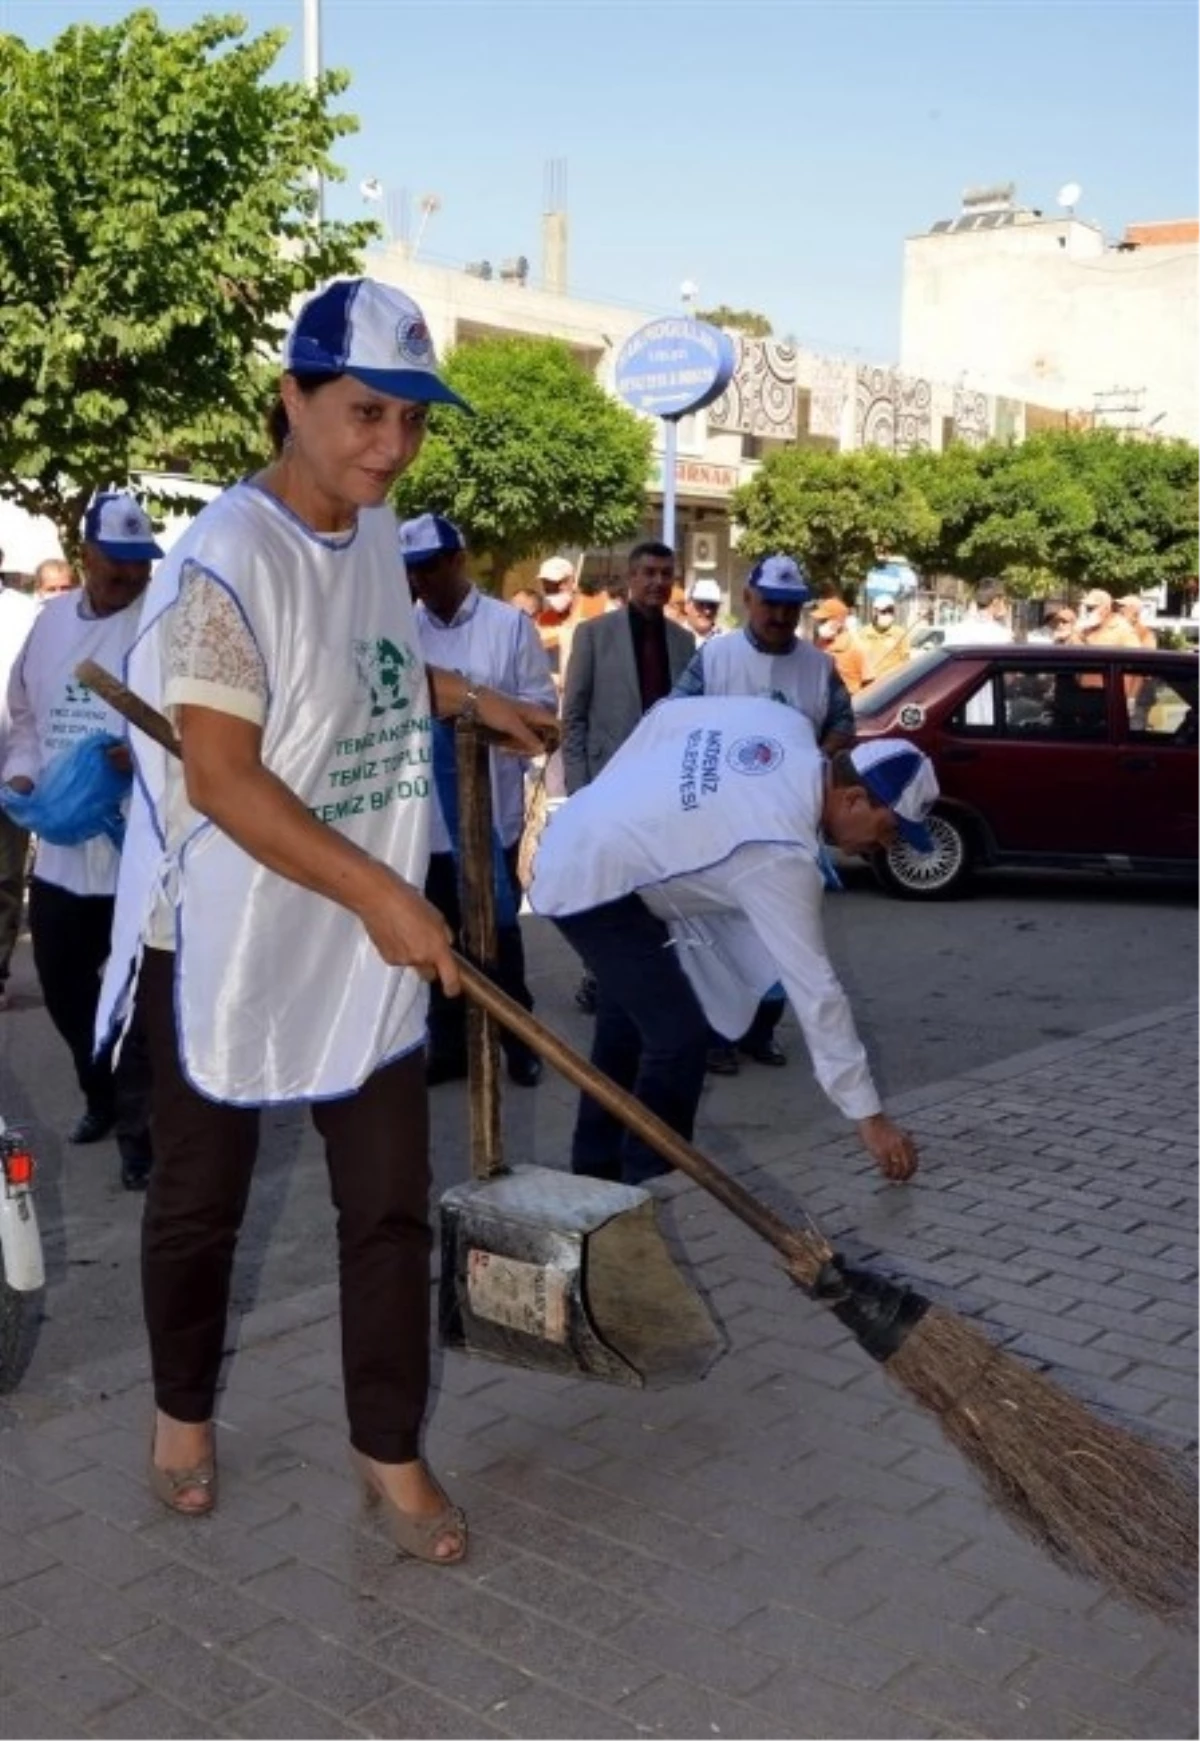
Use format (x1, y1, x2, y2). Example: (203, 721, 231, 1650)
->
(284, 278, 471, 411)
(537, 556, 575, 585)
(848, 739, 939, 853)
(746, 554, 811, 605)
(399, 513, 465, 567)
(689, 578, 722, 605)
(83, 493, 163, 563)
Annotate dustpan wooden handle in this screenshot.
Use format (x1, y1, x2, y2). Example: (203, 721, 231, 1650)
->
(454, 955, 827, 1270)
(75, 660, 827, 1273)
(455, 719, 504, 1181)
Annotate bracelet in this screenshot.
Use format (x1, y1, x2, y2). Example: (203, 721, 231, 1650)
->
(460, 684, 481, 724)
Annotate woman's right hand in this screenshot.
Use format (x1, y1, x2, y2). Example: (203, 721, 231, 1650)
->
(358, 865, 461, 995)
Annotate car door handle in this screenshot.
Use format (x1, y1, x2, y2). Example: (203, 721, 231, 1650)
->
(942, 747, 979, 763)
(1119, 754, 1157, 771)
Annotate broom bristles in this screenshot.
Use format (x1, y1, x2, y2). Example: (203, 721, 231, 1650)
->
(886, 1305, 1198, 1622)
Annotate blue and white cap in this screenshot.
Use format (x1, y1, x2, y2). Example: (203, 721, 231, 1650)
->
(82, 492, 163, 563)
(747, 554, 811, 605)
(848, 739, 939, 852)
(284, 278, 471, 411)
(399, 513, 465, 567)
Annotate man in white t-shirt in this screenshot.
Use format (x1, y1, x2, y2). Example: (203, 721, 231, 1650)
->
(942, 585, 1012, 647)
(402, 512, 557, 1088)
(3, 493, 158, 1187)
(0, 574, 37, 1008)
(529, 697, 934, 1189)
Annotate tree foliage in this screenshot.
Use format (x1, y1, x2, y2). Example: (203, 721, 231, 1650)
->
(0, 9, 375, 550)
(694, 306, 773, 337)
(730, 447, 939, 596)
(392, 336, 653, 583)
(734, 435, 1198, 600)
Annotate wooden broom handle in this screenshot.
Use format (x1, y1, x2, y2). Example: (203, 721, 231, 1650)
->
(455, 719, 505, 1182)
(74, 660, 830, 1272)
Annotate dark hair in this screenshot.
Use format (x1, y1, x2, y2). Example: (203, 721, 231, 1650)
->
(628, 540, 675, 567)
(977, 584, 1006, 609)
(266, 372, 343, 456)
(606, 577, 629, 601)
(828, 750, 886, 805)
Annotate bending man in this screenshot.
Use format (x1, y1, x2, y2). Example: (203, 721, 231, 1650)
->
(528, 697, 936, 1188)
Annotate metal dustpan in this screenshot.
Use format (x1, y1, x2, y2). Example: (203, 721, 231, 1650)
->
(437, 722, 724, 1388)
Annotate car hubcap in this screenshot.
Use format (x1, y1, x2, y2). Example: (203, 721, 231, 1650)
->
(887, 815, 965, 891)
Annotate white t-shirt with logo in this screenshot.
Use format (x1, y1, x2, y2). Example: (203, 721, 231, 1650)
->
(3, 593, 144, 896)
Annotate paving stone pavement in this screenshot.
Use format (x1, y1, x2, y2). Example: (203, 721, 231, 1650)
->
(0, 996, 1196, 1740)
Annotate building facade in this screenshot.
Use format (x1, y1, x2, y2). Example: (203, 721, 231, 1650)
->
(900, 190, 1198, 442)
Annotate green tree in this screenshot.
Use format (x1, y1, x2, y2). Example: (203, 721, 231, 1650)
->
(694, 306, 774, 337)
(392, 336, 653, 583)
(1050, 432, 1199, 592)
(730, 447, 939, 596)
(0, 9, 375, 552)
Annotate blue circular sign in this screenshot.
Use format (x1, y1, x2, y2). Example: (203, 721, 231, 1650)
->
(613, 318, 736, 420)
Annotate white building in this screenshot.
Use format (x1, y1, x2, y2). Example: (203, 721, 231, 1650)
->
(900, 188, 1198, 442)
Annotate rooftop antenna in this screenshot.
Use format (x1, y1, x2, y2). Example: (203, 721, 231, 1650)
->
(359, 176, 386, 241)
(543, 158, 568, 294)
(1057, 181, 1082, 216)
(411, 193, 441, 262)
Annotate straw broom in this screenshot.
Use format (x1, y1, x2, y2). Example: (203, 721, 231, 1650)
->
(78, 658, 1198, 1624)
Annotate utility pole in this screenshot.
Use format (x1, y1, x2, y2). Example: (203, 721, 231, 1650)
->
(303, 0, 323, 226)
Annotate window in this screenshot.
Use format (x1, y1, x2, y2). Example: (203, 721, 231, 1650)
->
(949, 665, 1109, 740)
(1120, 668, 1198, 742)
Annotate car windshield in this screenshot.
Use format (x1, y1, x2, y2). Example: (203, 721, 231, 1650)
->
(853, 649, 947, 718)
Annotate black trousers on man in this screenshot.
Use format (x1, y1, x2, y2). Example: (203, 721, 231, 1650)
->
(28, 876, 152, 1164)
(423, 845, 538, 1076)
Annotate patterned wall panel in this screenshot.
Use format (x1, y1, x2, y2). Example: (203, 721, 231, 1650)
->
(707, 337, 799, 438)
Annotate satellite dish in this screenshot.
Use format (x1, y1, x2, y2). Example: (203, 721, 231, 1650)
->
(1057, 181, 1082, 211)
(680, 278, 699, 305)
(359, 177, 383, 202)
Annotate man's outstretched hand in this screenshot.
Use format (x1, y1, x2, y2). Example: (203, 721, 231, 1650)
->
(857, 1113, 919, 1182)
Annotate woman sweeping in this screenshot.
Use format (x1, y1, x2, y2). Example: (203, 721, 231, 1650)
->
(97, 277, 555, 1564)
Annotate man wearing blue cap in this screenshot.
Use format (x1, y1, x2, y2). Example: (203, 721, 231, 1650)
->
(529, 696, 937, 1189)
(401, 512, 557, 1088)
(672, 552, 856, 1073)
(3, 491, 159, 1187)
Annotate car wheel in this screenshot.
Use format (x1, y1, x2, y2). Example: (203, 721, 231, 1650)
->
(874, 810, 974, 900)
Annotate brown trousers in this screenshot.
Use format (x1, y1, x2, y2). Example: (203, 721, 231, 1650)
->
(138, 948, 433, 1462)
(0, 811, 28, 986)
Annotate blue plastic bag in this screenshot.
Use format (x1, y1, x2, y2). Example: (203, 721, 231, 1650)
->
(1, 732, 132, 849)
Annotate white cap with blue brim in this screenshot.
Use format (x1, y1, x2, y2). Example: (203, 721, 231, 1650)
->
(849, 739, 939, 853)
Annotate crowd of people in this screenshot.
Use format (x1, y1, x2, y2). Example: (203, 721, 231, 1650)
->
(2, 269, 1169, 1568)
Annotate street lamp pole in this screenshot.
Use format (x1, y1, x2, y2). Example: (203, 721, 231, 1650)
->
(303, 0, 323, 226)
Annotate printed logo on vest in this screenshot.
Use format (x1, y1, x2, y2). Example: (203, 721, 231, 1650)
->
(726, 734, 784, 776)
(353, 637, 419, 719)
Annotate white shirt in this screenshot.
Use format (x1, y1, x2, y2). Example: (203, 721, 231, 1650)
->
(415, 586, 556, 850)
(942, 614, 1012, 646)
(531, 696, 880, 1122)
(3, 592, 143, 896)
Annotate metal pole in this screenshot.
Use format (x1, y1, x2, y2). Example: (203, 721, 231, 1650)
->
(303, 0, 324, 226)
(662, 416, 678, 548)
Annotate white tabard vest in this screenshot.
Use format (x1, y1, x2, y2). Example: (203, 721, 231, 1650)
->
(698, 628, 832, 733)
(530, 695, 822, 915)
(97, 484, 432, 1105)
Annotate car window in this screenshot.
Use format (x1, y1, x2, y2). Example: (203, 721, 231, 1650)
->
(949, 665, 1110, 740)
(1120, 667, 1198, 743)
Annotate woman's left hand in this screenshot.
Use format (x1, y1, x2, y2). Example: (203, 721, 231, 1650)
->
(473, 689, 559, 757)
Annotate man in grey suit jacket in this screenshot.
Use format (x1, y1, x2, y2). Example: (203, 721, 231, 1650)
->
(562, 542, 695, 795)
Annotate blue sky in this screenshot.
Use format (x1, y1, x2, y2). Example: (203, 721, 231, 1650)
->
(8, 1, 1198, 359)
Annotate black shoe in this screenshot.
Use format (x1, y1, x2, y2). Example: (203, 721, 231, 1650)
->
(425, 1054, 468, 1087)
(505, 1052, 543, 1088)
(574, 974, 597, 1014)
(738, 1037, 788, 1067)
(70, 1108, 116, 1144)
(705, 1044, 740, 1076)
(120, 1153, 152, 1191)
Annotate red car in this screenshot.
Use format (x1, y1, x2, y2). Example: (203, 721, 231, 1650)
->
(853, 644, 1198, 898)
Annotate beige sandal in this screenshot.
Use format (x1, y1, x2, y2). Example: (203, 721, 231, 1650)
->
(350, 1448, 467, 1565)
(149, 1423, 216, 1517)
